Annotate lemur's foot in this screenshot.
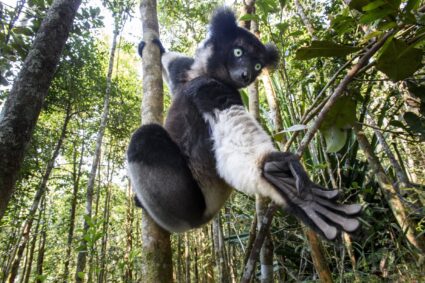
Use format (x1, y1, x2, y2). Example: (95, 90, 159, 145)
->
(137, 39, 165, 58)
(137, 41, 145, 58)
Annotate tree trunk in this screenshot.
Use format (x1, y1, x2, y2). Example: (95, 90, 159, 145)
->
(22, 207, 41, 283)
(213, 215, 229, 283)
(0, 0, 81, 220)
(7, 108, 71, 283)
(35, 199, 47, 283)
(138, 0, 173, 281)
(177, 234, 183, 283)
(98, 184, 112, 283)
(185, 233, 191, 283)
(63, 136, 85, 282)
(124, 182, 134, 283)
(293, 0, 318, 40)
(74, 25, 119, 283)
(241, 2, 276, 281)
(256, 197, 274, 283)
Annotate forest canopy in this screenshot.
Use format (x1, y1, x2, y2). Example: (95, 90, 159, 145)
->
(0, 0, 424, 282)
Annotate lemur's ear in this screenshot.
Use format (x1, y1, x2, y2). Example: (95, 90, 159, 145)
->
(209, 7, 238, 38)
(265, 43, 279, 69)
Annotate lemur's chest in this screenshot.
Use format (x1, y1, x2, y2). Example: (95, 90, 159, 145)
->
(165, 92, 219, 182)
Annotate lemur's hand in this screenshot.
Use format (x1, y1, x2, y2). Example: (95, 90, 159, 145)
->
(152, 38, 166, 55)
(263, 152, 361, 240)
(137, 39, 165, 58)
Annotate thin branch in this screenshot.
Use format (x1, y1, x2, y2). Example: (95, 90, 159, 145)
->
(296, 30, 395, 156)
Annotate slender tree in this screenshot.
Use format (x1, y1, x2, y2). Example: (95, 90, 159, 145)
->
(74, 1, 132, 278)
(0, 0, 82, 220)
(138, 0, 173, 281)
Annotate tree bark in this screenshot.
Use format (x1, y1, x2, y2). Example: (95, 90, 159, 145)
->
(0, 0, 82, 220)
(185, 233, 191, 283)
(22, 207, 42, 283)
(75, 25, 119, 283)
(35, 199, 47, 283)
(124, 182, 134, 283)
(98, 173, 113, 283)
(63, 137, 85, 282)
(293, 0, 318, 40)
(213, 215, 229, 283)
(138, 0, 173, 282)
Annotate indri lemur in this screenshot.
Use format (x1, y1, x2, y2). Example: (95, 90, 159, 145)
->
(128, 7, 361, 240)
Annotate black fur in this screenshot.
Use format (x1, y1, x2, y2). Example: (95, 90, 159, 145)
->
(128, 7, 360, 239)
(199, 8, 279, 88)
(137, 38, 165, 58)
(128, 78, 239, 232)
(167, 56, 194, 90)
(128, 124, 206, 229)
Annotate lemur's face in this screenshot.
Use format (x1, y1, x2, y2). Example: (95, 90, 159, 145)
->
(226, 42, 267, 88)
(202, 7, 279, 89)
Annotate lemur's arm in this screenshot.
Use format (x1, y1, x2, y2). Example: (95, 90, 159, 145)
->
(192, 78, 361, 240)
(138, 39, 195, 95)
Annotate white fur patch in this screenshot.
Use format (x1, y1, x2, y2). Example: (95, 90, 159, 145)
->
(161, 51, 185, 93)
(204, 106, 287, 206)
(187, 44, 213, 80)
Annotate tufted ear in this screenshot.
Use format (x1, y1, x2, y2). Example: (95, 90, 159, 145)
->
(209, 7, 238, 38)
(265, 43, 279, 69)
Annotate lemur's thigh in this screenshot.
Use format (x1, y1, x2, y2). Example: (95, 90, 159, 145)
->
(127, 124, 206, 232)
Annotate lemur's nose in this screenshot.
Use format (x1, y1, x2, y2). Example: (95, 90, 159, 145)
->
(241, 71, 251, 83)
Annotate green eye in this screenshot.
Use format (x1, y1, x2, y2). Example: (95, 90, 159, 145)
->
(233, 48, 243, 57)
(255, 63, 262, 71)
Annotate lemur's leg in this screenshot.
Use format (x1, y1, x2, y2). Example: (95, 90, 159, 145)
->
(127, 124, 206, 232)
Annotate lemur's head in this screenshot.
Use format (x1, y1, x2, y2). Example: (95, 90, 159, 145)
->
(192, 7, 279, 89)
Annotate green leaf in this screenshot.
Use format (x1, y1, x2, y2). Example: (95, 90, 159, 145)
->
(77, 272, 85, 279)
(275, 22, 289, 33)
(239, 14, 257, 22)
(389, 120, 405, 128)
(349, 0, 370, 12)
(84, 215, 94, 227)
(35, 275, 47, 282)
(359, 7, 394, 24)
(421, 104, 425, 117)
(360, 31, 383, 43)
(240, 90, 249, 108)
(319, 96, 357, 130)
(273, 125, 308, 142)
(322, 126, 348, 153)
(279, 124, 309, 132)
(331, 15, 356, 35)
(404, 112, 425, 136)
(376, 39, 423, 81)
(405, 0, 419, 12)
(13, 26, 34, 36)
(295, 41, 361, 60)
(406, 81, 425, 100)
(362, 0, 386, 11)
